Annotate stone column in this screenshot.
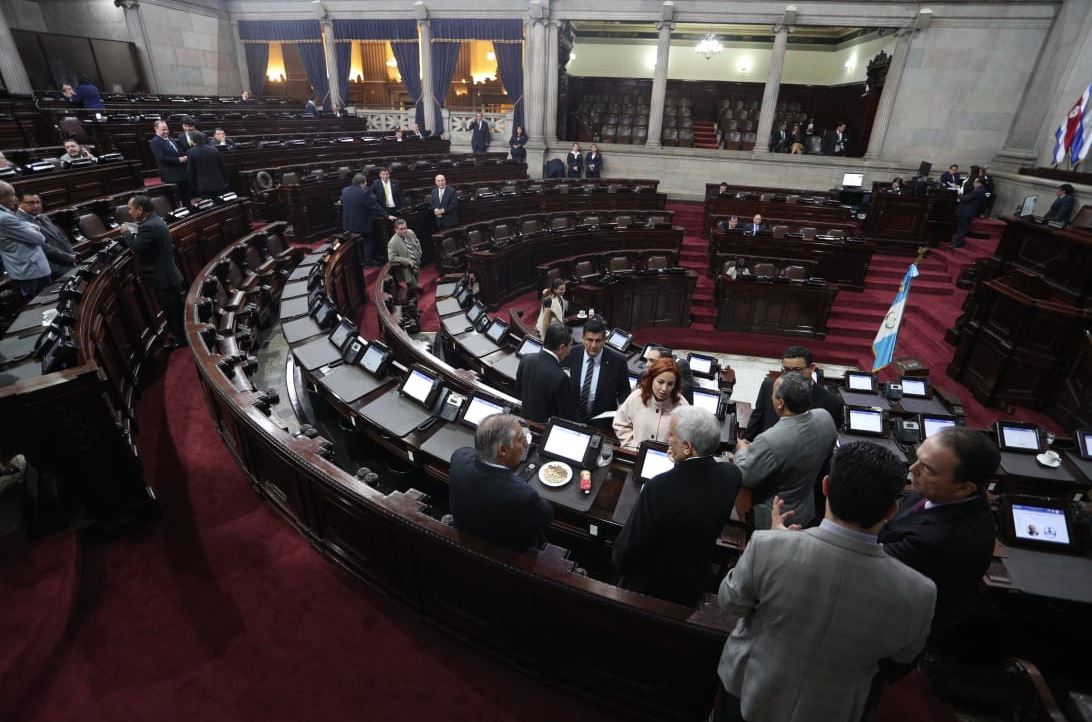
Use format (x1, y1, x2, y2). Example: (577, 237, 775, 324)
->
(118, 2, 160, 95)
(644, 21, 672, 148)
(864, 29, 912, 159)
(418, 19, 436, 134)
(321, 20, 341, 110)
(544, 20, 559, 144)
(0, 15, 31, 94)
(231, 21, 249, 96)
(752, 23, 791, 155)
(525, 18, 547, 141)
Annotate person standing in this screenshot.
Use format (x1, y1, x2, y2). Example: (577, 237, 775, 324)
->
(429, 174, 459, 229)
(0, 181, 52, 299)
(17, 192, 75, 278)
(185, 133, 229, 200)
(509, 126, 528, 163)
(342, 173, 393, 266)
(470, 112, 491, 154)
(566, 143, 584, 178)
(515, 322, 578, 425)
(821, 122, 848, 156)
(952, 177, 987, 248)
(614, 357, 689, 450)
(62, 75, 104, 110)
(535, 278, 568, 339)
(176, 116, 199, 152)
(584, 143, 603, 178)
(148, 121, 191, 204)
(387, 218, 422, 291)
(742, 345, 844, 441)
(123, 195, 187, 349)
(370, 167, 405, 214)
(562, 317, 631, 424)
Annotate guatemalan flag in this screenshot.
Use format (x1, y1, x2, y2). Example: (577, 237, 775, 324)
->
(1052, 84, 1092, 168)
(872, 263, 920, 371)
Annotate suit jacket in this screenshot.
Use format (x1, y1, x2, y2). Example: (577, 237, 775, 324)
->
(176, 131, 199, 152)
(1044, 194, 1075, 224)
(718, 525, 935, 722)
(742, 222, 764, 235)
(148, 135, 188, 184)
(448, 447, 554, 552)
(584, 152, 603, 178)
(71, 82, 104, 110)
(125, 212, 183, 290)
(370, 178, 405, 211)
(613, 455, 741, 606)
(185, 144, 228, 195)
(955, 187, 988, 219)
(822, 130, 848, 156)
(17, 209, 74, 276)
(429, 186, 459, 228)
(743, 376, 844, 441)
(470, 119, 491, 151)
(562, 346, 631, 422)
(940, 171, 962, 187)
(516, 350, 579, 424)
(735, 408, 837, 528)
(0, 205, 50, 281)
(566, 152, 584, 177)
(770, 129, 788, 151)
(341, 184, 384, 235)
(509, 134, 528, 161)
(387, 229, 422, 284)
(879, 492, 995, 629)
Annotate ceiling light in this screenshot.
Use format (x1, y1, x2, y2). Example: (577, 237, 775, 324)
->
(486, 51, 495, 61)
(695, 33, 724, 60)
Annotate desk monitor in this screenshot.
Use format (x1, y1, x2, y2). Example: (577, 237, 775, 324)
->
(635, 441, 674, 482)
(687, 352, 718, 379)
(999, 497, 1080, 553)
(606, 328, 632, 354)
(1076, 428, 1092, 460)
(454, 284, 472, 307)
(628, 373, 639, 390)
(400, 366, 443, 409)
(640, 343, 661, 361)
(460, 394, 507, 429)
(691, 387, 725, 419)
(484, 317, 510, 344)
(517, 336, 542, 357)
(1018, 194, 1038, 218)
(307, 286, 324, 311)
(466, 300, 487, 326)
(921, 414, 958, 439)
(916, 161, 932, 178)
(845, 371, 877, 394)
(845, 406, 887, 437)
(841, 172, 864, 189)
(899, 377, 930, 399)
(311, 299, 338, 329)
(328, 319, 356, 351)
(359, 339, 392, 378)
(540, 418, 597, 468)
(996, 421, 1044, 454)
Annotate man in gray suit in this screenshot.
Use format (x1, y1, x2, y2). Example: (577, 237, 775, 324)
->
(0, 180, 52, 299)
(734, 371, 837, 529)
(713, 442, 936, 722)
(17, 192, 76, 278)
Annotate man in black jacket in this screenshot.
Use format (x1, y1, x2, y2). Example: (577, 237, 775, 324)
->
(148, 121, 191, 204)
(821, 123, 848, 156)
(428, 174, 459, 229)
(449, 413, 553, 552)
(17, 192, 75, 278)
(742, 345, 843, 441)
(469, 112, 491, 154)
(185, 132, 228, 200)
(1043, 183, 1076, 225)
(613, 406, 741, 607)
(370, 167, 405, 214)
(342, 173, 393, 266)
(123, 194, 187, 348)
(952, 177, 988, 248)
(516, 322, 578, 424)
(562, 317, 631, 425)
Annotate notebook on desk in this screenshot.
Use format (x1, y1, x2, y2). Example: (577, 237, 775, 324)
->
(292, 337, 342, 371)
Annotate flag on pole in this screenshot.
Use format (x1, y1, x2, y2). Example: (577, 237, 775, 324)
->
(1052, 121, 1068, 166)
(872, 254, 922, 372)
(1072, 83, 1092, 167)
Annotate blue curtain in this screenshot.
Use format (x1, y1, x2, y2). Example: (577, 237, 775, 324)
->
(390, 42, 424, 129)
(430, 20, 522, 40)
(244, 44, 269, 98)
(493, 41, 523, 130)
(297, 43, 330, 111)
(238, 20, 321, 42)
(431, 42, 462, 133)
(332, 19, 417, 41)
(336, 43, 352, 106)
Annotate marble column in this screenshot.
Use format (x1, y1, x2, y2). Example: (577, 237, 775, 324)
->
(752, 23, 791, 155)
(864, 29, 912, 160)
(321, 20, 341, 110)
(0, 14, 31, 94)
(525, 18, 548, 141)
(644, 21, 672, 148)
(418, 20, 437, 134)
(231, 21, 249, 95)
(544, 21, 560, 144)
(119, 2, 160, 95)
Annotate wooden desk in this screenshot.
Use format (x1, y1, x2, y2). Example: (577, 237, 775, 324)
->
(703, 196, 856, 237)
(12, 161, 144, 210)
(709, 229, 874, 290)
(572, 269, 697, 330)
(703, 183, 845, 236)
(861, 186, 956, 251)
(715, 276, 838, 338)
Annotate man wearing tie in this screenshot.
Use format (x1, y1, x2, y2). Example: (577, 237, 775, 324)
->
(770, 122, 788, 153)
(744, 213, 764, 235)
(470, 112, 491, 154)
(17, 192, 75, 278)
(429, 174, 458, 229)
(176, 116, 199, 152)
(370, 167, 405, 214)
(562, 317, 632, 426)
(821, 122, 849, 156)
(148, 121, 191, 204)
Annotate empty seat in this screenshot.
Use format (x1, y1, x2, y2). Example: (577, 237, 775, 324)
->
(645, 255, 668, 271)
(58, 117, 90, 143)
(551, 216, 573, 231)
(152, 195, 174, 217)
(800, 227, 817, 240)
(616, 125, 633, 143)
(619, 114, 634, 126)
(572, 260, 598, 281)
(646, 214, 668, 227)
(786, 195, 800, 204)
(783, 265, 807, 280)
(77, 213, 110, 239)
(579, 214, 602, 227)
(825, 229, 846, 239)
(114, 204, 132, 223)
(806, 136, 824, 154)
(520, 219, 542, 235)
(466, 229, 485, 248)
(772, 225, 789, 238)
(613, 214, 633, 228)
(492, 224, 514, 243)
(752, 262, 776, 277)
(601, 125, 617, 142)
(632, 127, 648, 144)
(663, 115, 677, 129)
(608, 256, 633, 273)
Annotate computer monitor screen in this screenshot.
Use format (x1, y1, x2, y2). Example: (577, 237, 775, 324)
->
(542, 424, 593, 465)
(1000, 424, 1040, 451)
(922, 416, 957, 438)
(360, 342, 390, 376)
(841, 172, 864, 188)
(638, 446, 674, 481)
(454, 286, 471, 306)
(401, 368, 437, 406)
(847, 408, 884, 435)
(517, 337, 542, 357)
(916, 161, 932, 178)
(691, 388, 722, 416)
(901, 378, 928, 398)
(606, 329, 632, 353)
(485, 319, 508, 343)
(641, 343, 661, 361)
(466, 301, 486, 325)
(1011, 503, 1071, 546)
(328, 320, 354, 350)
(687, 353, 716, 378)
(1019, 194, 1038, 217)
(1079, 430, 1092, 460)
(847, 372, 875, 392)
(462, 396, 505, 428)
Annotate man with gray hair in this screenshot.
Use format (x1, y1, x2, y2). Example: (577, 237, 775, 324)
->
(0, 180, 53, 299)
(448, 413, 553, 552)
(340, 172, 391, 267)
(613, 406, 741, 607)
(735, 371, 837, 530)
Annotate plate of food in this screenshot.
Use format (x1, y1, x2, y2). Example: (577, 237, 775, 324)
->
(538, 460, 573, 487)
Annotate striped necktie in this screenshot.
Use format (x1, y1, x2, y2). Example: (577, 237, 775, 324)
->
(580, 355, 595, 414)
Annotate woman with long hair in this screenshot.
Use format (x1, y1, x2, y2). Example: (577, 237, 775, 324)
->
(509, 126, 528, 163)
(536, 277, 569, 338)
(613, 357, 689, 449)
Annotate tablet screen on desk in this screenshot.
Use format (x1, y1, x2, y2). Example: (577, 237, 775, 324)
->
(637, 445, 674, 481)
(401, 368, 438, 407)
(901, 378, 928, 398)
(922, 415, 957, 438)
(517, 337, 542, 357)
(687, 353, 717, 378)
(1077, 429, 1092, 460)
(466, 301, 487, 325)
(484, 318, 509, 344)
(998, 423, 1041, 452)
(628, 373, 639, 390)
(461, 395, 505, 429)
(846, 372, 876, 393)
(1011, 503, 1071, 546)
(359, 341, 390, 377)
(328, 319, 355, 350)
(692, 388, 722, 417)
(542, 423, 593, 466)
(606, 329, 632, 354)
(847, 408, 884, 436)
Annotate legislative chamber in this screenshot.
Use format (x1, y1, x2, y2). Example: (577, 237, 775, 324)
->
(0, 2, 1091, 721)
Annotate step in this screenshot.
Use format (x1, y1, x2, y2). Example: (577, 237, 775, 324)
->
(828, 306, 887, 324)
(869, 267, 952, 285)
(826, 318, 879, 340)
(866, 278, 953, 296)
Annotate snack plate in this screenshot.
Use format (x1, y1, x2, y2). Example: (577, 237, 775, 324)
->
(539, 461, 573, 487)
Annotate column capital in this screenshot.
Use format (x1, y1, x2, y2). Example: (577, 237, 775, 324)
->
(771, 23, 794, 35)
(655, 21, 675, 33)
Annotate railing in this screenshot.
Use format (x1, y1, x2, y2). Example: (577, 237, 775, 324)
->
(352, 108, 514, 143)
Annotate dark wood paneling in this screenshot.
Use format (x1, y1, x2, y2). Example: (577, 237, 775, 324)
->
(715, 277, 838, 338)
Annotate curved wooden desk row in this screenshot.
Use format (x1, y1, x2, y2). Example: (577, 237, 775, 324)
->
(539, 248, 682, 284)
(186, 235, 736, 721)
(242, 149, 503, 191)
(703, 182, 838, 202)
(714, 274, 838, 338)
(707, 213, 859, 239)
(703, 195, 857, 237)
(10, 160, 145, 211)
(708, 228, 875, 291)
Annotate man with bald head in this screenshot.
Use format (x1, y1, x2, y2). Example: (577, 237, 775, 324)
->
(0, 181, 52, 298)
(429, 174, 458, 229)
(148, 120, 191, 203)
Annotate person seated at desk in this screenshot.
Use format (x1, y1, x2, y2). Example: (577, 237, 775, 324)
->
(407, 123, 429, 140)
(743, 214, 763, 235)
(509, 126, 528, 163)
(241, 90, 252, 101)
(1043, 183, 1075, 225)
(57, 139, 97, 166)
(712, 442, 935, 722)
(770, 122, 789, 153)
(535, 277, 569, 338)
(614, 357, 689, 450)
(613, 406, 741, 607)
(566, 143, 583, 178)
(742, 345, 844, 442)
(724, 257, 751, 281)
(940, 164, 962, 189)
(0, 151, 15, 170)
(788, 123, 805, 154)
(17, 192, 75, 278)
(888, 176, 906, 194)
(717, 216, 739, 233)
(387, 218, 421, 291)
(562, 317, 631, 425)
(429, 174, 458, 229)
(734, 372, 837, 530)
(304, 98, 318, 116)
(212, 128, 235, 150)
(516, 322, 578, 424)
(449, 414, 553, 552)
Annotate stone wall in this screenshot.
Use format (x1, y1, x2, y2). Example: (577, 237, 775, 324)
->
(140, 1, 242, 95)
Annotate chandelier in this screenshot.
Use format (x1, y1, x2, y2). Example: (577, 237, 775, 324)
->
(694, 33, 723, 60)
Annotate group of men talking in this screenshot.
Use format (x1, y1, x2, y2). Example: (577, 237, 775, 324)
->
(446, 337, 1000, 721)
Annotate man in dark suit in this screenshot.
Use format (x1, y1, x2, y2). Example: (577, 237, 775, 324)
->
(821, 123, 848, 156)
(516, 322, 579, 424)
(123, 194, 187, 349)
(743, 213, 764, 235)
(613, 407, 741, 606)
(742, 345, 844, 442)
(448, 414, 553, 552)
(1043, 183, 1076, 225)
(176, 116, 199, 152)
(370, 167, 405, 214)
(148, 121, 191, 204)
(879, 426, 998, 634)
(185, 132, 228, 200)
(562, 317, 631, 425)
(17, 192, 76, 278)
(952, 177, 988, 248)
(770, 122, 789, 153)
(939, 164, 962, 188)
(429, 174, 458, 229)
(342, 173, 394, 266)
(469, 112, 491, 154)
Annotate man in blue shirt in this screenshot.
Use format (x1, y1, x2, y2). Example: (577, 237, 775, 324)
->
(62, 76, 105, 110)
(0, 181, 53, 299)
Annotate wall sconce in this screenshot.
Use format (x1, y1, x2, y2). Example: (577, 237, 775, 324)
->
(737, 61, 750, 72)
(486, 51, 495, 61)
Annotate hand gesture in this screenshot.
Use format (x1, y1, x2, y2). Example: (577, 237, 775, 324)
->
(770, 495, 801, 532)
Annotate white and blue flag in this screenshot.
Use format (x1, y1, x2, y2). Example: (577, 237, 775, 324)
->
(872, 263, 920, 371)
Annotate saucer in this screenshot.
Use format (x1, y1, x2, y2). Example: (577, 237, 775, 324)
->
(1035, 453, 1062, 468)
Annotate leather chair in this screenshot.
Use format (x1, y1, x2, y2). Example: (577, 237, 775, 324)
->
(724, 119, 738, 131)
(783, 265, 807, 280)
(741, 132, 757, 148)
(152, 195, 175, 218)
(825, 229, 847, 239)
(645, 254, 668, 271)
(465, 229, 485, 249)
(476, 186, 493, 198)
(551, 215, 573, 231)
(492, 224, 514, 244)
(58, 117, 90, 143)
(439, 236, 467, 274)
(759, 193, 774, 202)
(77, 212, 110, 239)
(544, 266, 563, 285)
(620, 114, 634, 126)
(579, 214, 602, 228)
(772, 225, 789, 238)
(646, 214, 669, 227)
(520, 219, 543, 236)
(800, 227, 817, 241)
(114, 204, 132, 223)
(572, 259, 599, 282)
(611, 214, 632, 228)
(726, 131, 742, 148)
(746, 100, 759, 111)
(605, 113, 619, 125)
(733, 100, 744, 110)
(677, 106, 692, 118)
(601, 125, 617, 142)
(678, 117, 693, 130)
(663, 115, 677, 129)
(633, 127, 648, 144)
(608, 255, 634, 273)
(752, 262, 777, 278)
